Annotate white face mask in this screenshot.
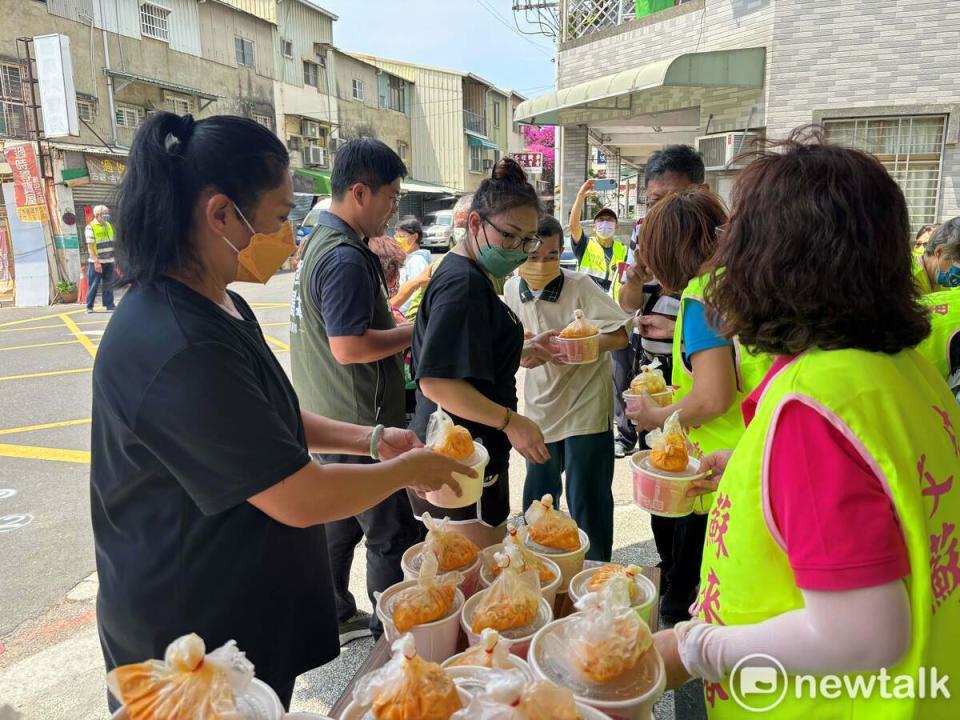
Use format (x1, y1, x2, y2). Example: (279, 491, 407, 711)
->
(595, 221, 616, 239)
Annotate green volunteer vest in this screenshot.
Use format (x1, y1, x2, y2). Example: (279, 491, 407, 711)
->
(290, 223, 405, 427)
(671, 274, 772, 513)
(918, 290, 960, 381)
(576, 236, 627, 302)
(697, 348, 960, 719)
(913, 255, 935, 295)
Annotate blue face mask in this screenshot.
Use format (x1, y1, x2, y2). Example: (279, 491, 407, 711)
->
(937, 264, 960, 288)
(102, 214, 112, 222)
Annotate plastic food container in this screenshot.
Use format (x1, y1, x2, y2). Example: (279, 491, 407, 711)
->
(630, 450, 707, 518)
(441, 654, 535, 682)
(286, 715, 334, 719)
(376, 580, 465, 663)
(111, 679, 284, 720)
(338, 687, 472, 720)
(568, 567, 658, 628)
(425, 442, 489, 509)
(460, 590, 554, 660)
(555, 332, 600, 365)
(528, 618, 666, 720)
(522, 529, 590, 594)
(622, 386, 675, 410)
(402, 541, 482, 598)
(478, 544, 562, 607)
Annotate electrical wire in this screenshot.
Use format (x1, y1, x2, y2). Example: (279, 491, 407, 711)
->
(476, 0, 555, 58)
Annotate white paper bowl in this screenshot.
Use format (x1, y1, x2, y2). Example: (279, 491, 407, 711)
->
(402, 541, 482, 598)
(522, 528, 590, 594)
(460, 590, 553, 660)
(478, 544, 562, 607)
(528, 617, 665, 720)
(376, 580, 465, 663)
(338, 687, 471, 720)
(567, 566, 658, 627)
(630, 450, 707, 518)
(111, 678, 284, 720)
(441, 651, 534, 681)
(425, 442, 489, 509)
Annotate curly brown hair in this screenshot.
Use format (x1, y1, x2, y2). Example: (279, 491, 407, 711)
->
(638, 188, 728, 294)
(705, 127, 930, 355)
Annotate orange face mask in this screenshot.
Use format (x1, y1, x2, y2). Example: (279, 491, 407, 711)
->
(518, 259, 561, 291)
(223, 204, 296, 283)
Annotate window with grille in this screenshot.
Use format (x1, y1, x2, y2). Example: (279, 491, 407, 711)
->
(470, 144, 482, 173)
(303, 62, 319, 87)
(77, 100, 95, 123)
(253, 114, 272, 130)
(824, 115, 947, 233)
(388, 76, 406, 113)
(235, 37, 255, 67)
(0, 63, 27, 138)
(398, 141, 408, 161)
(115, 105, 142, 129)
(281, 39, 293, 58)
(352, 79, 364, 101)
(165, 93, 191, 116)
(140, 2, 170, 42)
(313, 44, 326, 66)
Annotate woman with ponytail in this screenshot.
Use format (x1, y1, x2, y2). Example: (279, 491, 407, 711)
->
(409, 158, 552, 547)
(91, 113, 470, 710)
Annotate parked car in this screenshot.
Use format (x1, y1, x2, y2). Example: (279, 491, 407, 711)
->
(560, 249, 578, 271)
(421, 209, 456, 251)
(296, 197, 332, 245)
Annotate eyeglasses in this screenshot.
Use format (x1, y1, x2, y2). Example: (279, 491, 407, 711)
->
(482, 216, 542, 253)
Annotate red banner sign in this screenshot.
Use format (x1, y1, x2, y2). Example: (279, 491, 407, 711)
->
(4, 144, 48, 222)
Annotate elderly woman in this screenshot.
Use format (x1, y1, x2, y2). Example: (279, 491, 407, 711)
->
(92, 112, 469, 711)
(914, 216, 960, 293)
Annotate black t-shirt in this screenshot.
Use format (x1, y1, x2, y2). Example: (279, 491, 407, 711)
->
(90, 278, 337, 693)
(411, 253, 524, 473)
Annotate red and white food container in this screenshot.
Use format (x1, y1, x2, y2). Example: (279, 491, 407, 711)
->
(555, 332, 600, 365)
(460, 590, 554, 661)
(630, 450, 707, 518)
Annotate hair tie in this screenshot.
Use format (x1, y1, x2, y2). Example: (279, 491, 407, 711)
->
(165, 114, 196, 156)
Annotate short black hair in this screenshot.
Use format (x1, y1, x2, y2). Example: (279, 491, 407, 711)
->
(538, 215, 564, 249)
(331, 137, 407, 199)
(397, 215, 422, 241)
(594, 208, 618, 223)
(645, 145, 706, 186)
(115, 112, 288, 287)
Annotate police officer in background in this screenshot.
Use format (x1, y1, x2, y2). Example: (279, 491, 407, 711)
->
(85, 204, 116, 313)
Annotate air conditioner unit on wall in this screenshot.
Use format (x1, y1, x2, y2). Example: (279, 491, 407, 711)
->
(304, 145, 326, 166)
(328, 137, 339, 152)
(301, 119, 321, 138)
(696, 132, 759, 171)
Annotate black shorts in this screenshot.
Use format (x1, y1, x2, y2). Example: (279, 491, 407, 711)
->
(407, 469, 510, 528)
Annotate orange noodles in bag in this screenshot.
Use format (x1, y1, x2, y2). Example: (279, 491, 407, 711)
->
(630, 358, 667, 395)
(391, 551, 458, 633)
(427, 405, 475, 461)
(422, 513, 479, 572)
(587, 563, 645, 603)
(645, 410, 689, 473)
(471, 546, 541, 634)
(524, 494, 580, 551)
(494, 521, 555, 585)
(106, 633, 254, 720)
(565, 578, 653, 684)
(451, 669, 579, 720)
(558, 308, 598, 339)
(355, 634, 463, 720)
(446, 629, 513, 669)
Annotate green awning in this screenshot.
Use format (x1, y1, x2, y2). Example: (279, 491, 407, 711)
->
(514, 47, 766, 126)
(293, 167, 332, 195)
(467, 135, 500, 151)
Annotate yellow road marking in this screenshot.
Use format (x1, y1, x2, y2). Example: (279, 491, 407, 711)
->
(59, 314, 98, 359)
(0, 367, 92, 382)
(0, 340, 80, 352)
(260, 321, 290, 328)
(0, 323, 64, 335)
(0, 309, 85, 328)
(262, 334, 289, 351)
(249, 302, 289, 308)
(0, 443, 90, 464)
(75, 319, 110, 326)
(0, 418, 91, 436)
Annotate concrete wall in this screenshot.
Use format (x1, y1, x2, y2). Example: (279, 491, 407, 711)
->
(765, 0, 960, 222)
(408, 66, 465, 190)
(276, 0, 334, 89)
(487, 90, 509, 154)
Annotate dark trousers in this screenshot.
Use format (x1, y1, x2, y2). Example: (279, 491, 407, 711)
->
(523, 429, 614, 562)
(86, 261, 115, 310)
(612, 334, 640, 450)
(651, 511, 708, 620)
(318, 454, 420, 634)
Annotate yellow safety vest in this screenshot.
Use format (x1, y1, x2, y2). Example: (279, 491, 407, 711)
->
(576, 236, 627, 301)
(697, 348, 960, 719)
(914, 255, 935, 295)
(918, 289, 960, 382)
(671, 274, 772, 512)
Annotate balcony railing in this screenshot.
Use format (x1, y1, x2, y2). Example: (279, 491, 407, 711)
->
(464, 109, 487, 136)
(563, 0, 695, 41)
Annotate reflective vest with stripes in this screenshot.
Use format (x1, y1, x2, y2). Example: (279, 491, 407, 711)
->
(576, 236, 627, 301)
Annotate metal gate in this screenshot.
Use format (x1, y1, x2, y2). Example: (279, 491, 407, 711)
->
(70, 184, 118, 261)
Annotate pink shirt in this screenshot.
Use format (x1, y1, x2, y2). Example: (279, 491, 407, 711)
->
(741, 356, 911, 591)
